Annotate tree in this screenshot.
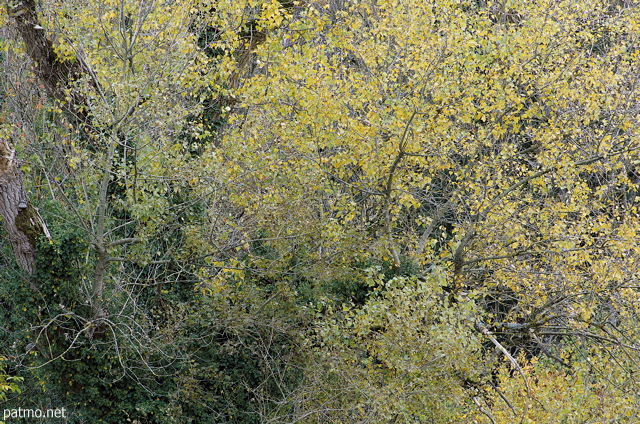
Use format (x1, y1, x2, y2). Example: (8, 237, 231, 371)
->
(213, 0, 640, 420)
(0, 0, 306, 422)
(2, 0, 640, 422)
(0, 136, 44, 277)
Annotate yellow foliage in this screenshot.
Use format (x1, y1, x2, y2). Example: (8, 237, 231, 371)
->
(217, 0, 640, 419)
(468, 355, 639, 423)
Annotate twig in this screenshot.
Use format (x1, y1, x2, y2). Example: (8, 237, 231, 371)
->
(475, 321, 530, 423)
(474, 397, 497, 424)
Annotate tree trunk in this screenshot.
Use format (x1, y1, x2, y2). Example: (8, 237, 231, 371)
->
(0, 137, 43, 278)
(7, 0, 91, 125)
(2, 0, 72, 282)
(2, 0, 81, 280)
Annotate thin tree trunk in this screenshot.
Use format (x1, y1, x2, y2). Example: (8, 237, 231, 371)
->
(90, 138, 116, 321)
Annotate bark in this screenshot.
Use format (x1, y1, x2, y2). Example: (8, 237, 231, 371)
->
(3, 0, 267, 301)
(2, 0, 85, 279)
(89, 139, 116, 322)
(0, 137, 45, 278)
(7, 0, 93, 126)
(1, 0, 77, 282)
(90, 246, 108, 321)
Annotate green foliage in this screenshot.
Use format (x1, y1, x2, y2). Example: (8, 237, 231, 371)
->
(168, 280, 308, 424)
(0, 206, 177, 424)
(325, 256, 419, 305)
(0, 357, 22, 424)
(0, 357, 22, 403)
(35, 233, 86, 311)
(282, 270, 482, 423)
(469, 353, 640, 423)
(1, 205, 309, 423)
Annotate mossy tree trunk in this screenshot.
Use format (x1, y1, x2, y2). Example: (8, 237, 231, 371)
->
(3, 0, 81, 282)
(0, 137, 43, 278)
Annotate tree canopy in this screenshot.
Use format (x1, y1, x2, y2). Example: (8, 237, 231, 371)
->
(1, 0, 640, 422)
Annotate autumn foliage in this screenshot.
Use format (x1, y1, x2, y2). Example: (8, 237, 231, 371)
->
(0, 0, 640, 422)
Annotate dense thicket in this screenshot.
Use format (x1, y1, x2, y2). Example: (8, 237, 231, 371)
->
(1, 0, 640, 423)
